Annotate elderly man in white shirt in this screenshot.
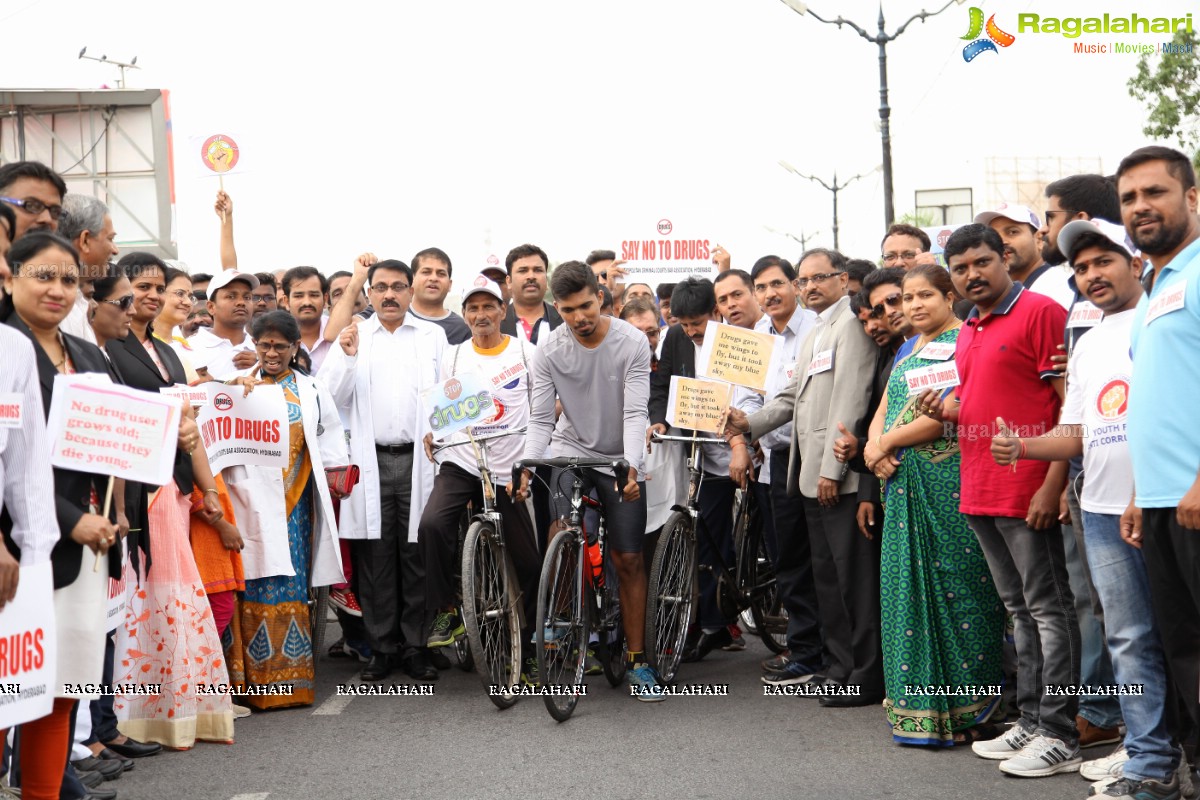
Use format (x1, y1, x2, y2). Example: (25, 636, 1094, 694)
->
(322, 258, 447, 684)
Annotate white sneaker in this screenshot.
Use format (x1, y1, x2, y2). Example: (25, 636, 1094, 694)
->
(1082, 744, 1128, 781)
(972, 722, 1037, 760)
(999, 734, 1083, 777)
(1089, 775, 1122, 796)
(232, 703, 251, 718)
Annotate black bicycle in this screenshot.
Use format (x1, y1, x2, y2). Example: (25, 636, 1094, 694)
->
(513, 457, 630, 722)
(646, 433, 785, 683)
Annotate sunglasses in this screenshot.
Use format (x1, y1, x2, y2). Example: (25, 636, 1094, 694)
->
(868, 292, 902, 320)
(1, 196, 65, 220)
(102, 294, 135, 311)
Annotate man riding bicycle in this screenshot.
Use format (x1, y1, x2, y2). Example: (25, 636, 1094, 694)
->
(419, 276, 541, 669)
(513, 261, 666, 701)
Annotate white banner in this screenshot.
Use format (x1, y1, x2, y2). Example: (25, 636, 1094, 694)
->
(196, 383, 288, 474)
(47, 374, 180, 485)
(0, 563, 57, 729)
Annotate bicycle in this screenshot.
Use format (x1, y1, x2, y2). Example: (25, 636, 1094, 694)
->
(430, 428, 527, 709)
(645, 432, 784, 683)
(513, 457, 630, 722)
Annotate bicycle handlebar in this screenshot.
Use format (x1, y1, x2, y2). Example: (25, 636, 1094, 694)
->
(430, 427, 527, 454)
(512, 458, 631, 494)
(649, 432, 730, 446)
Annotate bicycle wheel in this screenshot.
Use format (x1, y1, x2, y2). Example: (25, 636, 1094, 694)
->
(734, 494, 788, 655)
(645, 511, 696, 684)
(536, 529, 588, 722)
(598, 570, 627, 687)
(462, 520, 520, 709)
(309, 585, 329, 673)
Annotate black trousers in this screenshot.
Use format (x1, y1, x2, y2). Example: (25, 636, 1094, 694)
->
(696, 476, 737, 630)
(418, 462, 541, 642)
(768, 448, 823, 666)
(1141, 506, 1200, 757)
(802, 491, 883, 695)
(86, 634, 118, 744)
(351, 448, 425, 658)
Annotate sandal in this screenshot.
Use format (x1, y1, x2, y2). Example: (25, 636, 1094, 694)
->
(953, 722, 1004, 746)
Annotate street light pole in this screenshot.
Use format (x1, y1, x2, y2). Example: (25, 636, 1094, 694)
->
(777, 0, 965, 228)
(779, 161, 877, 250)
(763, 224, 821, 250)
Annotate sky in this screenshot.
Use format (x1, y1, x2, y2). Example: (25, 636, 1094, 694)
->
(1, 0, 1195, 297)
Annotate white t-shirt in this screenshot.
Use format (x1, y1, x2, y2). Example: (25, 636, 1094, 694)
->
(436, 336, 536, 481)
(1059, 308, 1135, 514)
(1027, 264, 1076, 311)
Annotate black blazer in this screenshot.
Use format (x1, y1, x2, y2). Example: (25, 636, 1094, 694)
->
(649, 324, 695, 428)
(1, 316, 122, 588)
(106, 329, 193, 495)
(500, 301, 562, 344)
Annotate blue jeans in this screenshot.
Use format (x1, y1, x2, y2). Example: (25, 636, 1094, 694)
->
(1081, 511, 1176, 782)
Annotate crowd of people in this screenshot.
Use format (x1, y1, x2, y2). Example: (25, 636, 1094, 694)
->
(0, 141, 1198, 800)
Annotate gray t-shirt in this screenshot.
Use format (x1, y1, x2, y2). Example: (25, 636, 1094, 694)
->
(524, 317, 650, 476)
(408, 308, 471, 345)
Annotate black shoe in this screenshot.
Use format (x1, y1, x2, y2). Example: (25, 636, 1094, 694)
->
(402, 649, 439, 682)
(760, 651, 792, 671)
(360, 653, 392, 682)
(428, 648, 452, 671)
(102, 738, 162, 758)
(97, 748, 134, 773)
(77, 768, 105, 789)
(85, 787, 119, 800)
(680, 627, 703, 663)
(819, 691, 884, 708)
(73, 756, 124, 781)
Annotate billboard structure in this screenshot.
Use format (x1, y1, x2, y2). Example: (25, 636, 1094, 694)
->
(0, 89, 176, 259)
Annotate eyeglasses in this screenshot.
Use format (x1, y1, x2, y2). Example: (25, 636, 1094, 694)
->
(795, 271, 844, 288)
(0, 196, 64, 221)
(868, 292, 902, 320)
(370, 282, 410, 294)
(167, 288, 193, 302)
(881, 251, 919, 264)
(101, 294, 135, 311)
(255, 341, 295, 353)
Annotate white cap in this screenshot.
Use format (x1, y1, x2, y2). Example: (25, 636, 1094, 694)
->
(974, 203, 1042, 230)
(206, 269, 260, 300)
(1058, 218, 1137, 263)
(480, 254, 507, 281)
(461, 275, 504, 306)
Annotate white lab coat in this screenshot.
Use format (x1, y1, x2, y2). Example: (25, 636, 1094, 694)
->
(222, 372, 349, 587)
(320, 314, 446, 543)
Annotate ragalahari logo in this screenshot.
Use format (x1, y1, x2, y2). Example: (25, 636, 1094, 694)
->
(961, 7, 1016, 62)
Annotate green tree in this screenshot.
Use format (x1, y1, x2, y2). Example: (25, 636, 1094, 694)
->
(1127, 29, 1200, 159)
(897, 210, 938, 228)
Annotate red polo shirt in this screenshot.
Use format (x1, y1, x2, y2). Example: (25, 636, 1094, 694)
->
(955, 284, 1067, 518)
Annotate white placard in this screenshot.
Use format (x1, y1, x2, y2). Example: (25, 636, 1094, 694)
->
(196, 383, 289, 474)
(0, 563, 57, 729)
(906, 362, 961, 396)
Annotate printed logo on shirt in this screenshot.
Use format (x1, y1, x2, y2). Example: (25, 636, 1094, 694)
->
(485, 398, 506, 424)
(1095, 377, 1130, 421)
(1144, 282, 1187, 326)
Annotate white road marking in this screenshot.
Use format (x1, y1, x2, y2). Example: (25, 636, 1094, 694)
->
(311, 679, 359, 716)
(229, 794, 270, 800)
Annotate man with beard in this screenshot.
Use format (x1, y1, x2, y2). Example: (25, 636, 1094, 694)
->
(188, 270, 259, 380)
(992, 218, 1182, 800)
(417, 277, 541, 675)
(58, 194, 120, 345)
(919, 224, 1078, 777)
(1119, 145, 1200, 795)
(281, 266, 334, 374)
(648, 278, 743, 659)
(514, 261, 663, 700)
(408, 247, 471, 345)
(0, 161, 66, 239)
(1036, 173, 1126, 752)
(976, 204, 1075, 310)
(501, 243, 561, 345)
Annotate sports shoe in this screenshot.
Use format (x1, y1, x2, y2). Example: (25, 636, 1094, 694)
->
(520, 657, 539, 687)
(1100, 774, 1182, 799)
(584, 648, 602, 675)
(972, 721, 1037, 760)
(722, 624, 746, 651)
(998, 734, 1082, 777)
(328, 587, 362, 617)
(232, 703, 251, 719)
(1083, 745, 1129, 781)
(627, 663, 666, 703)
(1092, 776, 1124, 797)
(761, 659, 821, 686)
(761, 651, 792, 671)
(427, 610, 465, 648)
